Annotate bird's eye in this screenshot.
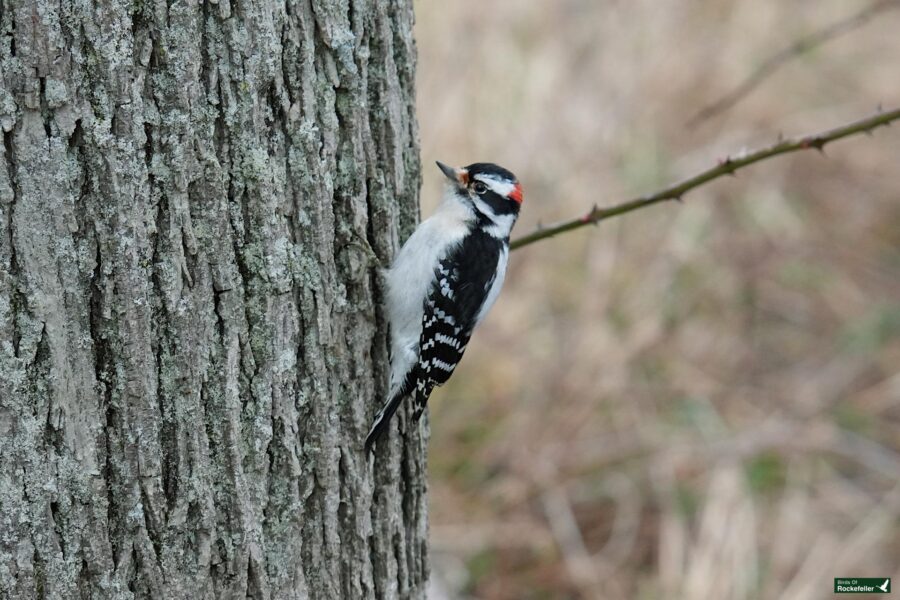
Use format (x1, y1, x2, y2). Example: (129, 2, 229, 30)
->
(473, 182, 487, 194)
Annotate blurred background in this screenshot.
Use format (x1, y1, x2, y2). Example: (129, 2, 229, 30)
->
(414, 1, 900, 598)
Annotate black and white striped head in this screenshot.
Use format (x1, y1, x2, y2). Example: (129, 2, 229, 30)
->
(437, 161, 524, 221)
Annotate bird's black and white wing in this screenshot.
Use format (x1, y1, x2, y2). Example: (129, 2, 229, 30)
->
(412, 230, 505, 417)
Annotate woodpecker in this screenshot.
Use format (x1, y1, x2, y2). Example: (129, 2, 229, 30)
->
(365, 161, 524, 451)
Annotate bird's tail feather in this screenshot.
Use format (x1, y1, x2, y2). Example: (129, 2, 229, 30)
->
(365, 390, 406, 452)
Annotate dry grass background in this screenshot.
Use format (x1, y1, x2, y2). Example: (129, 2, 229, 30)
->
(413, 1, 900, 598)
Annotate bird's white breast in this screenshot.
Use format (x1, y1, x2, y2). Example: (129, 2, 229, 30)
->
(475, 245, 508, 326)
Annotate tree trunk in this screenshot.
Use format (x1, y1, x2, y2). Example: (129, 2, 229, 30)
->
(0, 0, 426, 598)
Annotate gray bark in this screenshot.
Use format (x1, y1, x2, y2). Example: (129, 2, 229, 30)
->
(0, 0, 426, 598)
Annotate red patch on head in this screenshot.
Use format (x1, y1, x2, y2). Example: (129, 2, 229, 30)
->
(509, 183, 524, 204)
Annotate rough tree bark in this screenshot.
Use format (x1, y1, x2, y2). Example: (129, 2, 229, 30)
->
(0, 0, 426, 598)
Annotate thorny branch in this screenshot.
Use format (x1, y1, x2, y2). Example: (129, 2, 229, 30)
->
(510, 107, 900, 251)
(687, 0, 900, 127)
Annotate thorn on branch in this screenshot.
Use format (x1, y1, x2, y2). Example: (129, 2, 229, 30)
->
(800, 138, 825, 151)
(718, 156, 737, 176)
(578, 204, 600, 224)
(802, 137, 828, 154)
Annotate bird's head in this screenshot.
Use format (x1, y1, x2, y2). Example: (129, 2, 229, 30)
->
(436, 161, 523, 219)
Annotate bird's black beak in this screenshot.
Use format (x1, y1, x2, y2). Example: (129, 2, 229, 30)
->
(436, 161, 468, 186)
